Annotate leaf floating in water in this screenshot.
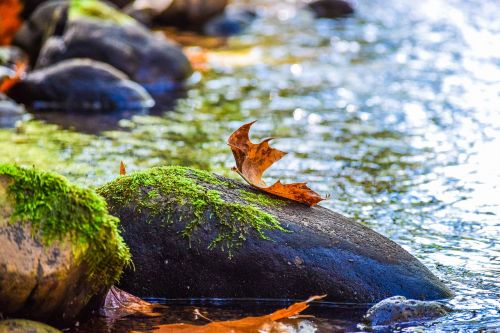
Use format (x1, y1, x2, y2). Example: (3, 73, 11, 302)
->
(119, 161, 126, 176)
(100, 285, 163, 319)
(228, 121, 325, 206)
(145, 295, 326, 333)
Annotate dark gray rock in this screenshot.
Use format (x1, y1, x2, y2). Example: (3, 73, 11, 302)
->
(8, 58, 154, 111)
(98, 166, 453, 303)
(14, 1, 68, 66)
(307, 0, 354, 19)
(362, 296, 451, 328)
(36, 18, 192, 93)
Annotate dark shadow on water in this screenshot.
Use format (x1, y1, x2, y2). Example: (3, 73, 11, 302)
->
(29, 90, 186, 134)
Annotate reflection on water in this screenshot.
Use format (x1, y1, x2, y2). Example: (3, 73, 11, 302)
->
(2, 0, 500, 331)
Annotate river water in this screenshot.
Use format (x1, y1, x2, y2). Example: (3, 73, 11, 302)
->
(1, 0, 499, 332)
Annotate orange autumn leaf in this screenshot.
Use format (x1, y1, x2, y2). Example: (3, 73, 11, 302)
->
(228, 121, 325, 206)
(100, 286, 164, 319)
(0, 0, 22, 45)
(0, 59, 27, 93)
(145, 295, 326, 333)
(119, 160, 126, 175)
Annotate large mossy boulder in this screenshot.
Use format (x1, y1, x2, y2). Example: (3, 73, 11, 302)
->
(0, 164, 130, 326)
(98, 166, 452, 302)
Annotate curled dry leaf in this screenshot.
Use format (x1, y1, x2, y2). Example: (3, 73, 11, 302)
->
(228, 121, 325, 206)
(143, 295, 326, 333)
(100, 286, 163, 319)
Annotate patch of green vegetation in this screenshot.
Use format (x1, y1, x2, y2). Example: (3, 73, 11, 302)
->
(98, 166, 287, 255)
(0, 164, 131, 287)
(69, 0, 136, 25)
(239, 189, 287, 207)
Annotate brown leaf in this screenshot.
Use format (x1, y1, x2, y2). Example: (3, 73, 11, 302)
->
(100, 286, 163, 319)
(228, 121, 325, 206)
(119, 161, 126, 176)
(144, 295, 326, 333)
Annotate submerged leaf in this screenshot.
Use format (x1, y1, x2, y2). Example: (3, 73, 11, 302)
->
(228, 121, 325, 206)
(146, 295, 326, 333)
(100, 286, 163, 319)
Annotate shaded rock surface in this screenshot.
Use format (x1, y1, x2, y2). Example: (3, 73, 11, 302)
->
(0, 164, 130, 326)
(307, 0, 354, 19)
(362, 296, 451, 327)
(0, 319, 61, 333)
(98, 166, 452, 303)
(14, 1, 68, 66)
(8, 58, 154, 111)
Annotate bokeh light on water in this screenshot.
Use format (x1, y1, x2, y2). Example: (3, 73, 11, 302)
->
(1, 0, 499, 331)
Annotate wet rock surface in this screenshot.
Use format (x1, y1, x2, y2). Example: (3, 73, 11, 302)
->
(99, 166, 452, 303)
(0, 319, 61, 333)
(362, 296, 451, 328)
(0, 164, 130, 326)
(8, 58, 154, 111)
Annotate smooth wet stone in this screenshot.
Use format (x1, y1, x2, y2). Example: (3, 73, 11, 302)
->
(362, 296, 451, 327)
(307, 0, 355, 19)
(0, 319, 61, 333)
(8, 58, 154, 111)
(98, 166, 453, 302)
(0, 164, 130, 326)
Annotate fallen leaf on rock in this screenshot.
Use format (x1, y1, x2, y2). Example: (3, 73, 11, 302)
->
(100, 286, 164, 319)
(144, 295, 326, 333)
(0, 0, 22, 45)
(228, 121, 325, 206)
(119, 161, 126, 175)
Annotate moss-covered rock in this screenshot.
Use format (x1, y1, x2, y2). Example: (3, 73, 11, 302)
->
(0, 319, 61, 333)
(98, 166, 452, 302)
(0, 164, 130, 326)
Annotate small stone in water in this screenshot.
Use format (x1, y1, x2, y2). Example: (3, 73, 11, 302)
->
(362, 296, 451, 327)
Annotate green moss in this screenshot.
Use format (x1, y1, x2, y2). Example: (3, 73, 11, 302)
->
(0, 164, 131, 287)
(98, 166, 287, 255)
(239, 189, 287, 207)
(69, 0, 136, 26)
